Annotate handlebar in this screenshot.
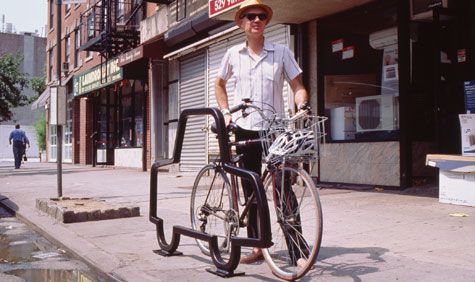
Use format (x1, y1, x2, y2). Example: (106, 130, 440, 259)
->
(211, 99, 312, 134)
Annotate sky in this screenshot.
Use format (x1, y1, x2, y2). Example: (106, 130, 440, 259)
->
(0, 0, 48, 35)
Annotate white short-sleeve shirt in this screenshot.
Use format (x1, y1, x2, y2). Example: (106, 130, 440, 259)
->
(218, 40, 302, 130)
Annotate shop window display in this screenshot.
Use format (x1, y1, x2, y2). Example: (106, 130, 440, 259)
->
(318, 0, 399, 142)
(119, 80, 144, 148)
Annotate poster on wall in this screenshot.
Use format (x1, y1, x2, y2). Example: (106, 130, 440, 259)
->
(464, 80, 475, 113)
(458, 49, 467, 63)
(381, 44, 399, 96)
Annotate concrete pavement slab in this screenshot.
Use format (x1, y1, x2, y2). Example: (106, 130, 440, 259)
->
(1, 160, 475, 281)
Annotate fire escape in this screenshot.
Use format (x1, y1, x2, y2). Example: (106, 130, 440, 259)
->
(79, 0, 147, 82)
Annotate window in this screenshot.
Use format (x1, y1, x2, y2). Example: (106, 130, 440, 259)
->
(49, 0, 54, 30)
(48, 49, 54, 82)
(87, 12, 95, 39)
(75, 29, 81, 67)
(65, 35, 71, 69)
(64, 100, 73, 162)
(116, 0, 125, 23)
(318, 0, 399, 142)
(176, 0, 186, 21)
(119, 80, 144, 148)
(49, 125, 57, 161)
(120, 88, 133, 147)
(134, 81, 144, 147)
(65, 4, 71, 14)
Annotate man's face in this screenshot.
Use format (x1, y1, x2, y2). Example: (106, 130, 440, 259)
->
(239, 7, 268, 36)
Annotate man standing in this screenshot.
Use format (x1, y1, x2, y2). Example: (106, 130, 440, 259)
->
(8, 124, 29, 169)
(215, 0, 309, 264)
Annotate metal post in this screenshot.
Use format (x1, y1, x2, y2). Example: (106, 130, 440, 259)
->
(56, 0, 63, 197)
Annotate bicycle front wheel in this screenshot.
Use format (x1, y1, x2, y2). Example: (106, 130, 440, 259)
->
(190, 164, 238, 258)
(262, 165, 323, 281)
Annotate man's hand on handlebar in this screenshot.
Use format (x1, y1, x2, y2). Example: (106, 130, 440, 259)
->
(296, 102, 312, 116)
(224, 114, 233, 128)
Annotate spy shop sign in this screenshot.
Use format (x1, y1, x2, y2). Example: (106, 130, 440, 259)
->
(209, 0, 245, 17)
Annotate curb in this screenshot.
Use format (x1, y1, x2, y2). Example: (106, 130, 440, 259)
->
(0, 197, 125, 282)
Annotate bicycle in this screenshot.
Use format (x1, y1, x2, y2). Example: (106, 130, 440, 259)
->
(190, 99, 326, 280)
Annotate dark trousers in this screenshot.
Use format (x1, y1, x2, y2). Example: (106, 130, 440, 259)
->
(236, 127, 307, 263)
(235, 127, 262, 239)
(12, 141, 24, 169)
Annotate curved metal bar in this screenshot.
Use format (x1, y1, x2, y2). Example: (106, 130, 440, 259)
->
(223, 163, 273, 248)
(149, 107, 272, 276)
(172, 108, 230, 164)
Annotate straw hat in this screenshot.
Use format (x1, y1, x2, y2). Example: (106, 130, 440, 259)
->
(234, 0, 273, 25)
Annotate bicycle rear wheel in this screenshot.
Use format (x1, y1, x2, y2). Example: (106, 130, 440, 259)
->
(190, 164, 238, 259)
(262, 165, 323, 281)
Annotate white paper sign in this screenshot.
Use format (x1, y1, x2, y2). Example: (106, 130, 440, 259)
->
(331, 39, 343, 53)
(50, 87, 57, 125)
(459, 114, 475, 156)
(342, 46, 354, 60)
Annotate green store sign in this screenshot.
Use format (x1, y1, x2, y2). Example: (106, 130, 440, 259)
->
(73, 58, 123, 96)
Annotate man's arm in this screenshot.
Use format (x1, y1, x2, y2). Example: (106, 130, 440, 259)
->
(215, 77, 232, 125)
(215, 77, 229, 110)
(289, 75, 309, 110)
(8, 132, 13, 145)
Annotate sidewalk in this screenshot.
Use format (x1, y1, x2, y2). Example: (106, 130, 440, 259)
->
(1, 160, 475, 281)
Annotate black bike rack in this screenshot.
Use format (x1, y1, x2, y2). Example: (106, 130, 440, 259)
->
(150, 107, 272, 277)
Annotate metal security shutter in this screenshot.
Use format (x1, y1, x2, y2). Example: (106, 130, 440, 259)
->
(207, 32, 243, 157)
(179, 52, 207, 171)
(207, 24, 291, 156)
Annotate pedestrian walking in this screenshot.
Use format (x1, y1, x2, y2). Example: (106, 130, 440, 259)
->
(215, 0, 310, 265)
(8, 124, 30, 169)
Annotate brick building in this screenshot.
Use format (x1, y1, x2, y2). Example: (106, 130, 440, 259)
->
(40, 0, 160, 169)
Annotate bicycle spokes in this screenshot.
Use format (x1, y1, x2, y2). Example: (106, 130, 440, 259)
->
(262, 166, 323, 281)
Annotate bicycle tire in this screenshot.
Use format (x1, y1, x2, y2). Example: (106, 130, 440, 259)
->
(190, 164, 238, 259)
(262, 165, 323, 281)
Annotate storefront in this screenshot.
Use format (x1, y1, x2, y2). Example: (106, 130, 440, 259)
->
(73, 58, 148, 168)
(315, 0, 474, 187)
(316, 0, 402, 186)
(208, 0, 475, 188)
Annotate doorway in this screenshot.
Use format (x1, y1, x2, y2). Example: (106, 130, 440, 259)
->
(410, 6, 467, 157)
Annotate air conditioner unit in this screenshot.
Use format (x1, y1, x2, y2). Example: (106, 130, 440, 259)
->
(355, 94, 399, 132)
(369, 27, 397, 50)
(61, 62, 69, 73)
(411, 0, 448, 20)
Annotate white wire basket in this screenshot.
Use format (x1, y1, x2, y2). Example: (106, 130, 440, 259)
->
(262, 115, 328, 164)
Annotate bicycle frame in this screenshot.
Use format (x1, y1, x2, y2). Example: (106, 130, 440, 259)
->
(149, 107, 272, 277)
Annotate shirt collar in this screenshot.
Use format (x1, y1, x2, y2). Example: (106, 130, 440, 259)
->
(238, 39, 275, 53)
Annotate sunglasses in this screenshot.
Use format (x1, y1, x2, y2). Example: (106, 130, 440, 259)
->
(240, 13, 268, 22)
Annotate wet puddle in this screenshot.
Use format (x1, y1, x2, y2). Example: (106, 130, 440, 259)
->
(0, 207, 110, 282)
